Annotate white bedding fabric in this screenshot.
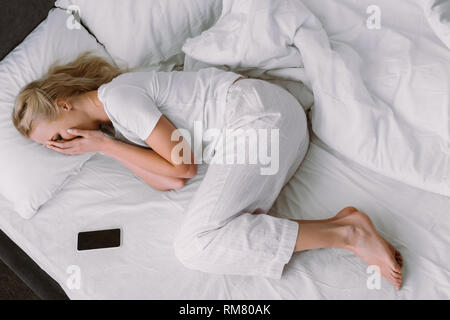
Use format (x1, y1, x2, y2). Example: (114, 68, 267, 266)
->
(1, 0, 449, 299)
(183, 0, 306, 72)
(54, 0, 223, 70)
(423, 0, 450, 50)
(300, 0, 450, 197)
(183, 0, 450, 197)
(1, 134, 449, 299)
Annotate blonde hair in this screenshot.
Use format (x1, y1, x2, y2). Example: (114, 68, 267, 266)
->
(12, 51, 126, 138)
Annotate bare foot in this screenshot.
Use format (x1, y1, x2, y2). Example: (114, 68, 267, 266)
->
(333, 208, 403, 290)
(386, 240, 403, 268)
(301, 207, 404, 269)
(336, 208, 404, 269)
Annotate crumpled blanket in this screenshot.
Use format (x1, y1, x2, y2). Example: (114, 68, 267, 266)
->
(182, 0, 450, 197)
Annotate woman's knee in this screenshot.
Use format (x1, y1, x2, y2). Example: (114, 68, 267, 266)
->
(173, 232, 197, 268)
(173, 227, 212, 269)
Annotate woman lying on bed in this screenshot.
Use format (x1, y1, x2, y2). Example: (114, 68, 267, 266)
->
(12, 52, 403, 290)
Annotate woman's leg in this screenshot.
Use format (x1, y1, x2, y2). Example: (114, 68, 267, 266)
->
(173, 79, 403, 289)
(173, 79, 309, 280)
(289, 206, 403, 290)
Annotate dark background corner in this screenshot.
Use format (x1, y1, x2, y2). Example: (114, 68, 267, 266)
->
(0, 0, 56, 60)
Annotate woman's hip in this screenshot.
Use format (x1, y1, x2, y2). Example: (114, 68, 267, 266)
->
(204, 79, 309, 172)
(224, 78, 308, 141)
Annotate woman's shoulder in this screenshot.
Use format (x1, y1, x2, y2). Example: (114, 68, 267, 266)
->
(109, 70, 157, 87)
(110, 67, 237, 86)
(98, 71, 155, 101)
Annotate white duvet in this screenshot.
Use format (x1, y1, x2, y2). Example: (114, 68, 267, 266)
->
(183, 0, 450, 197)
(424, 0, 450, 50)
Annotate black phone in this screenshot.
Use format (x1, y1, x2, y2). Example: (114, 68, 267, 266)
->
(77, 228, 121, 251)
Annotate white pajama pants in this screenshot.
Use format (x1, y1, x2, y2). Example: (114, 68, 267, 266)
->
(173, 78, 310, 279)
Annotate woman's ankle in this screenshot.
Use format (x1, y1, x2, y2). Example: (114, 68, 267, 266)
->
(292, 220, 357, 252)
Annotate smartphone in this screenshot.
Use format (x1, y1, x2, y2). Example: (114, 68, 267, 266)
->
(77, 228, 121, 251)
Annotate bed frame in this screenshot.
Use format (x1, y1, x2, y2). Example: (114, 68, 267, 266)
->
(0, 0, 69, 299)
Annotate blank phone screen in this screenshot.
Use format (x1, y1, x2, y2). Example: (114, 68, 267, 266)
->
(77, 229, 121, 251)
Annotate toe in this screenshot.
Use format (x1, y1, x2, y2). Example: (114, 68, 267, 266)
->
(391, 275, 402, 285)
(391, 271, 402, 280)
(392, 268, 402, 275)
(395, 255, 403, 267)
(389, 275, 401, 289)
(392, 263, 402, 274)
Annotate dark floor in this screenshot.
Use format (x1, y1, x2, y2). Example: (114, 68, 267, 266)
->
(0, 259, 40, 300)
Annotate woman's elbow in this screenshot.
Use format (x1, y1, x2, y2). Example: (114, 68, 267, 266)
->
(171, 178, 186, 190)
(183, 163, 198, 178)
(176, 163, 197, 178)
(156, 178, 186, 191)
(172, 163, 197, 179)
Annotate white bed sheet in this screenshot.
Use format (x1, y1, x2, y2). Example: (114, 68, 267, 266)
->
(1, 0, 449, 300)
(1, 132, 449, 299)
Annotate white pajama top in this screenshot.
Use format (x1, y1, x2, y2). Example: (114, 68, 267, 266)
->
(97, 67, 243, 148)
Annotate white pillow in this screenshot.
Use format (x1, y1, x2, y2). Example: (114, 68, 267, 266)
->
(0, 8, 113, 219)
(54, 0, 223, 70)
(423, 0, 450, 49)
(182, 0, 306, 71)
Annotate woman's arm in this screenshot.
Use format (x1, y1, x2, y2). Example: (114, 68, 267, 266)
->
(48, 112, 197, 181)
(119, 157, 186, 191)
(47, 126, 190, 189)
(101, 116, 197, 179)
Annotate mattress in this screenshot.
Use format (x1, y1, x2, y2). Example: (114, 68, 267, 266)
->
(0, 131, 449, 299)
